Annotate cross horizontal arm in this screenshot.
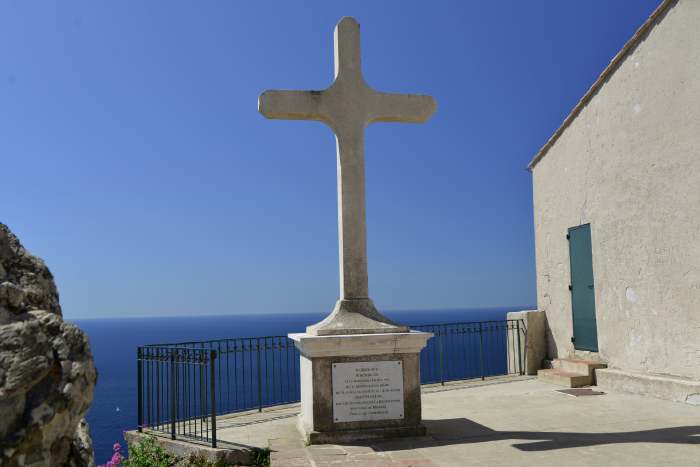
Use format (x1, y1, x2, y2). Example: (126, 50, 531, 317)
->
(368, 92, 437, 124)
(258, 90, 328, 122)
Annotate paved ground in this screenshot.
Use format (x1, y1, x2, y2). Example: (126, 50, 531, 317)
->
(213, 376, 699, 466)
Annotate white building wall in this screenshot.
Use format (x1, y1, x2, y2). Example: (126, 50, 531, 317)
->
(532, 0, 700, 381)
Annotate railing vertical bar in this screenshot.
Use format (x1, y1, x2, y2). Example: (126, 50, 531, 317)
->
(164, 349, 168, 431)
(178, 351, 182, 436)
(234, 340, 239, 411)
(176, 351, 180, 437)
(248, 339, 253, 408)
(146, 350, 151, 428)
(170, 351, 176, 439)
(185, 349, 189, 437)
(438, 327, 444, 385)
(137, 347, 143, 432)
(266, 338, 271, 406)
(155, 349, 160, 429)
(257, 338, 263, 412)
(460, 326, 467, 379)
(284, 338, 288, 402)
(151, 348, 156, 429)
(276, 338, 281, 403)
(190, 351, 194, 439)
(204, 350, 209, 442)
(164, 349, 168, 432)
(199, 360, 204, 440)
(226, 340, 230, 413)
(216, 342, 221, 415)
(276, 338, 280, 404)
(197, 348, 201, 437)
(210, 350, 217, 448)
(269, 338, 274, 405)
(479, 322, 485, 381)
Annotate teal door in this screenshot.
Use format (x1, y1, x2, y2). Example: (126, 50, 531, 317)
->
(568, 224, 598, 351)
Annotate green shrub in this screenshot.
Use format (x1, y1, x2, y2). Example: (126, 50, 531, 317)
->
(115, 435, 270, 466)
(122, 436, 176, 467)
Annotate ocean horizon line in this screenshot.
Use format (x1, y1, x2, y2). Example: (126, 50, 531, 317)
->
(67, 305, 536, 321)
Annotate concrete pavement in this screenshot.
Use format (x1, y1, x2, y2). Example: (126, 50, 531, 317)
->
(206, 375, 700, 465)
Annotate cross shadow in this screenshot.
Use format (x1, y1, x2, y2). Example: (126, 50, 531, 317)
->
(366, 418, 700, 452)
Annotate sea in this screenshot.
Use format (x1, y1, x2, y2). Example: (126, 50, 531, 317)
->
(72, 307, 530, 463)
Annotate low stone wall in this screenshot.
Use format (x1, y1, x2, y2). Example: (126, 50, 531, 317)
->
(596, 368, 700, 406)
(124, 431, 256, 466)
(506, 310, 546, 376)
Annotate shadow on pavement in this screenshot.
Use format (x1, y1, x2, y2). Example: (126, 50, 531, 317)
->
(366, 418, 700, 452)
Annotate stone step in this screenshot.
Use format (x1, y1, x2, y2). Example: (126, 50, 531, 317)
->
(537, 369, 592, 388)
(552, 358, 607, 377)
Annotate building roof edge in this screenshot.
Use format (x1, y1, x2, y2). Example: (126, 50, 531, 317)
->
(527, 0, 676, 171)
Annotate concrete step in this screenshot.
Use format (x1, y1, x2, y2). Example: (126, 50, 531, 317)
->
(537, 369, 592, 388)
(552, 358, 607, 378)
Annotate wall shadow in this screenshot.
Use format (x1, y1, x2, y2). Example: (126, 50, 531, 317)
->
(365, 418, 699, 452)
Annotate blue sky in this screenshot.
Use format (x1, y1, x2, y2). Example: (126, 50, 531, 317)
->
(1, 1, 661, 319)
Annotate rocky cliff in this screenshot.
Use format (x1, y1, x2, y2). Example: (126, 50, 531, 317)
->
(0, 223, 97, 467)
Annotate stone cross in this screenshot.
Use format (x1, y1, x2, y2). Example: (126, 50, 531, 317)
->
(259, 17, 436, 335)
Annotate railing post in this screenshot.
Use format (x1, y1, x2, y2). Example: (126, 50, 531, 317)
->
(170, 351, 176, 440)
(516, 320, 523, 376)
(479, 322, 485, 381)
(438, 330, 444, 386)
(257, 339, 263, 412)
(210, 350, 217, 448)
(137, 347, 143, 432)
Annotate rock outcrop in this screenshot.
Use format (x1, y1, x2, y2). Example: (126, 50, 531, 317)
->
(0, 223, 97, 467)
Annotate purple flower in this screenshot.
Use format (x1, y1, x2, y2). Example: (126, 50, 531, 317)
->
(106, 451, 123, 467)
(99, 441, 124, 467)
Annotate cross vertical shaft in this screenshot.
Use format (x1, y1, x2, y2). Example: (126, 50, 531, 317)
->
(259, 17, 436, 335)
(336, 127, 368, 300)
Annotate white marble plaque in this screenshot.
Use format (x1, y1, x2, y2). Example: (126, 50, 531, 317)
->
(332, 361, 404, 423)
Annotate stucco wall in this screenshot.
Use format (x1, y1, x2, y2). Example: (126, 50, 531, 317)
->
(532, 0, 700, 381)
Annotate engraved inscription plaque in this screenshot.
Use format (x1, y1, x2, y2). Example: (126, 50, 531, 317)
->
(332, 361, 404, 423)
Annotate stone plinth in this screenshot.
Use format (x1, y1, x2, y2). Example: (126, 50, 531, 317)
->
(289, 331, 432, 444)
(507, 310, 546, 375)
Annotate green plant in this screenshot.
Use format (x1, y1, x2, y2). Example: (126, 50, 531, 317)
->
(252, 448, 270, 467)
(107, 435, 269, 467)
(122, 436, 177, 467)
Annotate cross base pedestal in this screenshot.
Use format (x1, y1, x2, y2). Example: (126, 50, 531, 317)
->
(289, 331, 432, 444)
(306, 298, 409, 336)
(298, 420, 427, 445)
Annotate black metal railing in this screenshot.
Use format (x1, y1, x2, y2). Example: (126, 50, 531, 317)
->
(137, 318, 525, 447)
(137, 346, 218, 445)
(414, 320, 525, 385)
